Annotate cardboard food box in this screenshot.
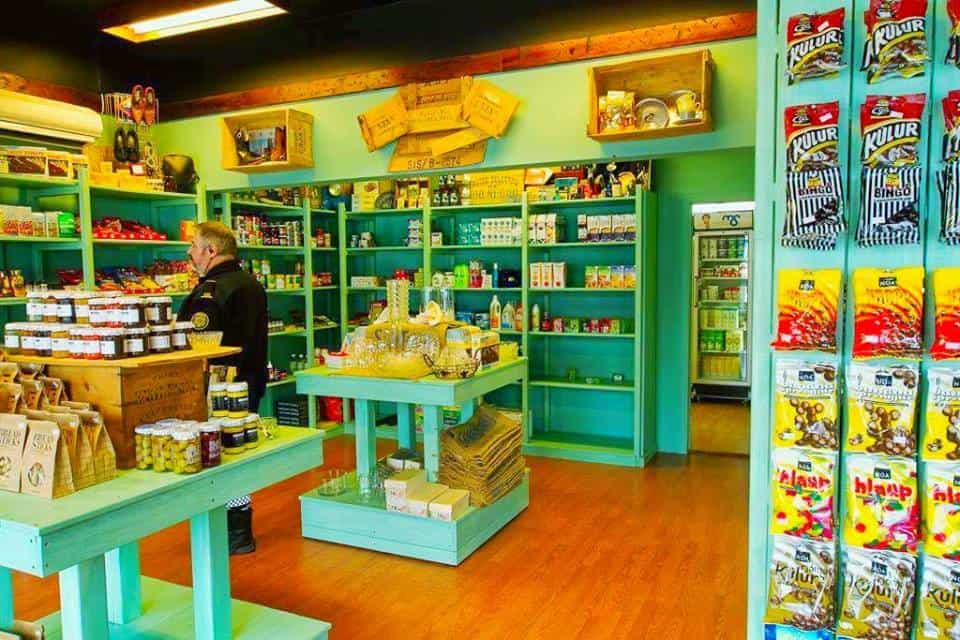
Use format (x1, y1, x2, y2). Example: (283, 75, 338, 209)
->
(0, 413, 28, 492)
(358, 94, 410, 152)
(428, 488, 471, 522)
(406, 482, 449, 518)
(462, 80, 520, 138)
(530, 262, 543, 289)
(385, 468, 428, 513)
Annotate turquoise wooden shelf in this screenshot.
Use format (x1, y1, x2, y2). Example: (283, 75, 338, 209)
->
(93, 239, 192, 247)
(430, 203, 522, 215)
(523, 432, 636, 466)
(314, 323, 339, 331)
(0, 235, 81, 244)
(528, 287, 634, 293)
(311, 208, 337, 215)
(528, 196, 636, 208)
(237, 244, 305, 252)
(529, 378, 634, 392)
(312, 247, 338, 252)
(313, 285, 338, 290)
(346, 246, 421, 253)
(528, 331, 635, 339)
(90, 186, 198, 201)
(453, 287, 521, 292)
(269, 329, 307, 338)
(228, 200, 303, 215)
(265, 288, 305, 295)
(345, 208, 422, 218)
(0, 173, 78, 188)
(431, 244, 521, 251)
(0, 297, 26, 306)
(267, 378, 296, 388)
(528, 241, 636, 248)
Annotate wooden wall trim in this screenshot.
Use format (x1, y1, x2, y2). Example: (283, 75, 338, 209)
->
(165, 10, 756, 120)
(0, 72, 100, 111)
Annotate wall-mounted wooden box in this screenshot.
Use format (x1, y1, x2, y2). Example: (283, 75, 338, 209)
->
(221, 108, 314, 174)
(587, 49, 714, 142)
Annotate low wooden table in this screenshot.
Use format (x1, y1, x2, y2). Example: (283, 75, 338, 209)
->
(296, 358, 529, 565)
(0, 427, 330, 640)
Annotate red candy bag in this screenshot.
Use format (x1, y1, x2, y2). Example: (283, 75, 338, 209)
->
(944, 90, 960, 163)
(852, 266, 924, 359)
(771, 269, 842, 353)
(861, 0, 929, 83)
(948, 0, 960, 67)
(785, 102, 840, 172)
(786, 9, 847, 84)
(861, 94, 925, 168)
(932, 268, 960, 360)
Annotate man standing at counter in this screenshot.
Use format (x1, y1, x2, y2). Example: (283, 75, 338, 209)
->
(180, 221, 267, 554)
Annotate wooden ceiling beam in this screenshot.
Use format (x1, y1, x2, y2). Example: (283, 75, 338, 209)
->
(0, 73, 100, 111)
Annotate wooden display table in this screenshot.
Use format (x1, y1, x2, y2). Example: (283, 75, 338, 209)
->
(296, 358, 529, 565)
(0, 427, 330, 640)
(8, 346, 241, 468)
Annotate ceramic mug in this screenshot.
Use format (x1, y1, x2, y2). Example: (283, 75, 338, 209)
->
(675, 91, 701, 121)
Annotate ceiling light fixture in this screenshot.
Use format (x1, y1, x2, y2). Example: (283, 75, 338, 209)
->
(103, 0, 287, 43)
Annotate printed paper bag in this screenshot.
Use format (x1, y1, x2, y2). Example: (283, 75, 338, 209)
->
(462, 80, 520, 138)
(21, 420, 74, 499)
(26, 410, 96, 490)
(0, 362, 18, 383)
(358, 93, 409, 152)
(0, 382, 21, 413)
(0, 413, 28, 492)
(78, 411, 116, 483)
(19, 380, 44, 412)
(38, 376, 67, 406)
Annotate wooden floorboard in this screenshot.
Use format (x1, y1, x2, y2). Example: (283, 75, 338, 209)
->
(11, 435, 748, 639)
(690, 400, 750, 456)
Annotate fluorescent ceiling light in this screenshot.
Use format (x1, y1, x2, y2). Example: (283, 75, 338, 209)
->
(103, 0, 286, 43)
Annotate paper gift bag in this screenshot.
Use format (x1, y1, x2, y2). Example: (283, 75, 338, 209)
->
(38, 376, 67, 406)
(19, 380, 44, 411)
(78, 410, 116, 483)
(0, 413, 28, 492)
(26, 409, 96, 490)
(0, 362, 19, 383)
(21, 420, 75, 499)
(0, 382, 21, 413)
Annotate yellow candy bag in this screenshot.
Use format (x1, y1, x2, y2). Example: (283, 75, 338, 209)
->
(843, 454, 919, 553)
(764, 535, 837, 630)
(924, 368, 960, 461)
(845, 362, 919, 457)
(919, 555, 960, 638)
(924, 462, 960, 560)
(770, 448, 836, 541)
(836, 547, 916, 640)
(773, 360, 839, 451)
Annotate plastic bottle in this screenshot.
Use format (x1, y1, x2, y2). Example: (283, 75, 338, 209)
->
(531, 304, 540, 332)
(492, 262, 500, 289)
(502, 301, 515, 330)
(490, 295, 501, 330)
(515, 302, 524, 331)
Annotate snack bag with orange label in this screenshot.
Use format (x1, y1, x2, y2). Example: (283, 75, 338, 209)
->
(836, 547, 916, 640)
(843, 454, 919, 553)
(770, 448, 836, 541)
(932, 268, 960, 360)
(764, 535, 837, 630)
(773, 360, 839, 451)
(923, 368, 960, 461)
(852, 266, 924, 359)
(771, 269, 842, 353)
(845, 362, 919, 457)
(924, 462, 960, 560)
(919, 555, 960, 638)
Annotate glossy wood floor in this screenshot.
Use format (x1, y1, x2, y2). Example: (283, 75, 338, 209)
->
(11, 436, 749, 639)
(690, 400, 750, 455)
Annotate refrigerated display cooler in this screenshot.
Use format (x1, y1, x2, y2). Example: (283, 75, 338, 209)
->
(690, 202, 754, 402)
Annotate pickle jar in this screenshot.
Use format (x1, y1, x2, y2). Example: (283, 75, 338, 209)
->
(172, 428, 202, 474)
(151, 426, 173, 472)
(34, 325, 52, 357)
(209, 383, 229, 418)
(148, 325, 172, 354)
(226, 382, 249, 418)
(243, 413, 261, 450)
(134, 424, 154, 470)
(145, 296, 173, 325)
(73, 293, 93, 325)
(4, 322, 22, 354)
(50, 324, 71, 358)
(171, 322, 193, 351)
(26, 291, 43, 322)
(200, 421, 222, 468)
(221, 418, 246, 455)
(124, 327, 148, 357)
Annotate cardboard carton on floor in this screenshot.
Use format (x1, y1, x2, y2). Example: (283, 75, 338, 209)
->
(406, 482, 449, 518)
(384, 469, 427, 513)
(428, 488, 471, 522)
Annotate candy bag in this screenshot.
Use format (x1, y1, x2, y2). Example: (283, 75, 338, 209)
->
(785, 102, 841, 173)
(919, 555, 960, 638)
(861, 94, 925, 168)
(861, 0, 929, 83)
(764, 535, 837, 630)
(943, 91, 960, 164)
(925, 368, 960, 461)
(933, 269, 960, 360)
(772, 360, 839, 451)
(948, 0, 960, 68)
(924, 462, 960, 559)
(938, 161, 960, 245)
(836, 547, 916, 640)
(783, 168, 846, 251)
(845, 362, 919, 456)
(786, 9, 846, 84)
(771, 269, 842, 353)
(770, 448, 836, 541)
(857, 167, 922, 247)
(843, 454, 919, 553)
(852, 267, 924, 358)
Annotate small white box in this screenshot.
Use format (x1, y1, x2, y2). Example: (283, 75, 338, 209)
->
(535, 214, 546, 244)
(530, 262, 543, 288)
(406, 482, 449, 518)
(384, 469, 428, 514)
(552, 262, 566, 288)
(541, 262, 554, 289)
(428, 488, 471, 522)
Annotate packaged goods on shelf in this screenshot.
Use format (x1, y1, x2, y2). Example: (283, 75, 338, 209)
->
(769, 447, 836, 541)
(232, 187, 304, 207)
(275, 398, 309, 426)
(428, 488, 471, 521)
(845, 362, 918, 457)
(763, 535, 836, 630)
(923, 368, 960, 461)
(843, 453, 919, 553)
(836, 547, 916, 638)
(479, 217, 522, 246)
(0, 205, 76, 238)
(232, 214, 303, 247)
(93, 217, 169, 241)
(923, 461, 960, 559)
(384, 468, 428, 513)
(528, 214, 566, 245)
(406, 482, 449, 518)
(772, 361, 838, 451)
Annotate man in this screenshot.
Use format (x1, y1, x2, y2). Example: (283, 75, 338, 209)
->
(179, 221, 267, 555)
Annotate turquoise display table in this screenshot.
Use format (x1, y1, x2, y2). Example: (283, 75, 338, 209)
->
(296, 358, 529, 565)
(0, 427, 331, 640)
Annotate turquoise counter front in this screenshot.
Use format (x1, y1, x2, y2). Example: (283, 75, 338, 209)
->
(296, 358, 530, 565)
(0, 427, 331, 640)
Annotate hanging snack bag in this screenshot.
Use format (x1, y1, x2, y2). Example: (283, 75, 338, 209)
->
(772, 360, 839, 451)
(785, 102, 841, 172)
(919, 555, 960, 637)
(861, 94, 925, 168)
(771, 269, 842, 353)
(861, 0, 929, 83)
(924, 461, 960, 559)
(943, 90, 960, 164)
(852, 267, 924, 359)
(933, 269, 960, 360)
(786, 9, 846, 84)
(948, 0, 960, 68)
(938, 161, 960, 245)
(845, 361, 919, 456)
(924, 368, 960, 461)
(843, 454, 919, 553)
(770, 448, 836, 541)
(764, 535, 837, 630)
(857, 166, 922, 246)
(783, 168, 846, 251)
(836, 547, 916, 640)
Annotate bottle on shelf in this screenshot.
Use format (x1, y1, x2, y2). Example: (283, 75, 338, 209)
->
(492, 262, 500, 289)
(516, 302, 524, 331)
(267, 360, 275, 380)
(490, 295, 501, 330)
(531, 304, 540, 331)
(502, 300, 515, 330)
(460, 174, 471, 206)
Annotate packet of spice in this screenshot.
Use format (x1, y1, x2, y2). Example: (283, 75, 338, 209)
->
(764, 535, 836, 630)
(785, 102, 841, 172)
(770, 448, 836, 541)
(861, 0, 929, 83)
(772, 360, 839, 451)
(861, 94, 925, 168)
(845, 362, 919, 456)
(843, 453, 919, 553)
(948, 0, 960, 68)
(852, 267, 924, 358)
(923, 368, 960, 461)
(783, 168, 846, 251)
(771, 269, 842, 353)
(932, 269, 960, 361)
(919, 555, 960, 637)
(923, 462, 960, 560)
(786, 9, 847, 84)
(836, 547, 916, 640)
(857, 166, 922, 246)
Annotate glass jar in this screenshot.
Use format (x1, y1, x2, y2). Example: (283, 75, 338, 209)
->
(124, 327, 147, 358)
(221, 418, 246, 455)
(148, 325, 172, 354)
(226, 382, 249, 419)
(119, 297, 146, 328)
(200, 421, 222, 468)
(4, 322, 21, 354)
(105, 297, 123, 328)
(26, 292, 43, 322)
(88, 298, 109, 327)
(18, 324, 37, 357)
(42, 291, 58, 323)
(83, 327, 102, 360)
(151, 426, 173, 472)
(73, 293, 92, 325)
(54, 292, 74, 324)
(243, 414, 260, 450)
(134, 424, 154, 470)
(209, 383, 229, 418)
(34, 325, 52, 357)
(145, 296, 173, 325)
(69, 327, 86, 358)
(98, 328, 124, 360)
(172, 428, 202, 474)
(50, 324, 71, 358)
(171, 322, 192, 351)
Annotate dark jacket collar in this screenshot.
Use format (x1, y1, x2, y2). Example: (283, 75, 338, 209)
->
(200, 258, 241, 282)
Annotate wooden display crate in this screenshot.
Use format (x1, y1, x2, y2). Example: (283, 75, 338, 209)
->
(221, 108, 314, 174)
(587, 49, 714, 142)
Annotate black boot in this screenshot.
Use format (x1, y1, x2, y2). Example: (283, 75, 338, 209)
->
(227, 506, 256, 555)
